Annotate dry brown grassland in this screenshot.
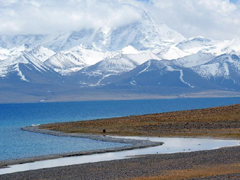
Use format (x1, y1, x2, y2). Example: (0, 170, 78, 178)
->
(38, 103, 240, 180)
(40, 104, 240, 139)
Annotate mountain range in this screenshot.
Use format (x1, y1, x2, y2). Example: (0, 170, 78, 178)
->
(1, 15, 240, 103)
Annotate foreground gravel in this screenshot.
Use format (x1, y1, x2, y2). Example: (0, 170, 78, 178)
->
(1, 145, 240, 180)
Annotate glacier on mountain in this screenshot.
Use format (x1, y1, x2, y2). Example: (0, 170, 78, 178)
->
(1, 13, 240, 102)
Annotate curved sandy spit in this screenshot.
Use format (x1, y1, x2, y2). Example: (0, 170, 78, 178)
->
(0, 126, 163, 168)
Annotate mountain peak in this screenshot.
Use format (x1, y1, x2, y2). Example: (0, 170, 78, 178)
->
(0, 15, 185, 52)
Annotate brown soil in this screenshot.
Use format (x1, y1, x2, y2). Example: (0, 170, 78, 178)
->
(3, 103, 239, 180)
(39, 103, 240, 139)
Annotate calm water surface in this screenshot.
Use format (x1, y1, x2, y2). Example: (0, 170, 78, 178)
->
(1, 97, 240, 161)
(1, 136, 239, 175)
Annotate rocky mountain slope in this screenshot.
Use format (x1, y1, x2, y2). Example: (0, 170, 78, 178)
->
(1, 13, 240, 103)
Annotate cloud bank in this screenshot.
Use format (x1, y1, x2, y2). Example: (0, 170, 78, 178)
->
(148, 0, 240, 40)
(0, 0, 240, 40)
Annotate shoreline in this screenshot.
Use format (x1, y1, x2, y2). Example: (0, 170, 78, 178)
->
(2, 145, 240, 179)
(1, 91, 240, 105)
(0, 126, 163, 169)
(2, 104, 240, 179)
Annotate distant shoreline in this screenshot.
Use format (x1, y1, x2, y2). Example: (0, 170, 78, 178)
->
(1, 91, 240, 104)
(0, 126, 162, 168)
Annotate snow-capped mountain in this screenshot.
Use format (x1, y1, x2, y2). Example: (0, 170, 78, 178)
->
(156, 37, 215, 60)
(173, 52, 215, 68)
(0, 51, 61, 84)
(193, 54, 240, 90)
(1, 11, 240, 103)
(44, 45, 111, 75)
(71, 54, 138, 87)
(0, 47, 10, 61)
(44, 52, 87, 75)
(216, 38, 240, 55)
(29, 46, 55, 62)
(0, 16, 185, 53)
(71, 45, 163, 87)
(122, 45, 161, 64)
(176, 37, 216, 53)
(103, 60, 219, 90)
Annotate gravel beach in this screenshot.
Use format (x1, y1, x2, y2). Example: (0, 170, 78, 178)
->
(1, 104, 240, 179)
(1, 145, 240, 180)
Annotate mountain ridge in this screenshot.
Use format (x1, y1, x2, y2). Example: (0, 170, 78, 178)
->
(1, 16, 240, 103)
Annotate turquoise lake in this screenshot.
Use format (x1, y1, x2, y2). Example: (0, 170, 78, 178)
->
(1, 97, 240, 161)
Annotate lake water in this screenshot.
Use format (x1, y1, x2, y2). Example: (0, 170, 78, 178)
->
(1, 136, 239, 175)
(1, 97, 240, 161)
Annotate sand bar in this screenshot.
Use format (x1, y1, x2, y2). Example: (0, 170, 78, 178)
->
(0, 126, 163, 169)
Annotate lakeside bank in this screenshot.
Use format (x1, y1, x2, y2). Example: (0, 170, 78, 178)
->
(0, 126, 162, 169)
(1, 103, 240, 179)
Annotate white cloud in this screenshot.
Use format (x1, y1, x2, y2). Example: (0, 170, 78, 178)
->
(0, 0, 240, 40)
(0, 0, 144, 35)
(148, 0, 240, 40)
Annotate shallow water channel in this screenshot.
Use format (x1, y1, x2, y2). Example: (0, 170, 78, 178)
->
(0, 136, 239, 175)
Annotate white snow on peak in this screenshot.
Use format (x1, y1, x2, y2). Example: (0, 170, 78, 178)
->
(2, 10, 240, 84)
(69, 46, 106, 65)
(158, 36, 240, 62)
(159, 45, 189, 60)
(194, 63, 222, 79)
(221, 38, 240, 54)
(0, 47, 10, 61)
(29, 46, 55, 62)
(191, 38, 240, 57)
(44, 52, 86, 75)
(0, 17, 186, 53)
(177, 36, 215, 52)
(193, 54, 240, 79)
(9, 44, 30, 57)
(122, 46, 139, 55)
(126, 52, 161, 65)
(90, 56, 138, 76)
(156, 37, 217, 61)
(0, 52, 49, 81)
(156, 23, 186, 43)
(138, 60, 152, 74)
(174, 52, 215, 68)
(126, 21, 185, 52)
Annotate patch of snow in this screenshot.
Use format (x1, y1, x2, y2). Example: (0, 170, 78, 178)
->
(138, 61, 151, 74)
(174, 53, 214, 68)
(0, 47, 10, 60)
(29, 46, 55, 62)
(122, 46, 139, 55)
(45, 51, 86, 75)
(96, 57, 137, 75)
(69, 46, 106, 65)
(194, 63, 222, 78)
(15, 64, 29, 82)
(167, 66, 194, 88)
(9, 44, 30, 57)
(130, 78, 137, 86)
(126, 52, 161, 65)
(0, 51, 50, 80)
(89, 74, 112, 87)
(192, 54, 240, 79)
(159, 45, 189, 60)
(223, 63, 230, 76)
